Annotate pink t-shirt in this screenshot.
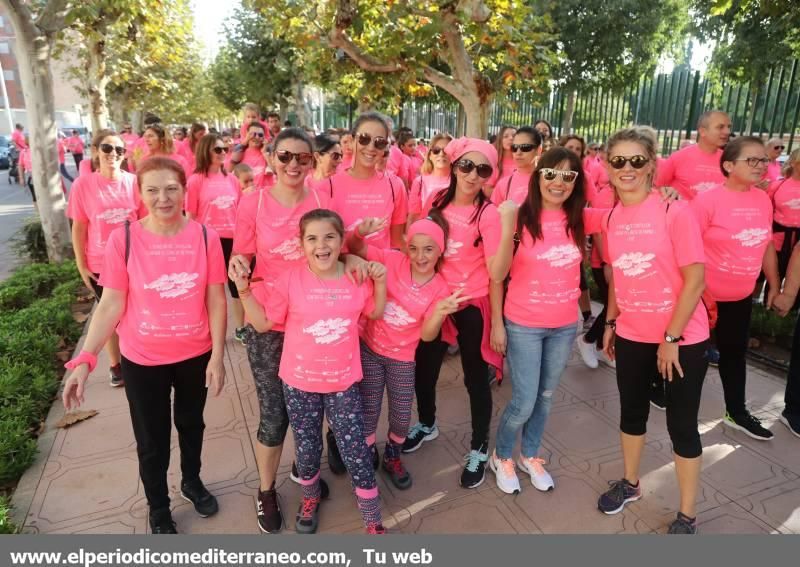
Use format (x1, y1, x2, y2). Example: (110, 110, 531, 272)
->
(57, 140, 66, 164)
(766, 161, 783, 183)
(19, 148, 31, 171)
(66, 136, 85, 154)
(185, 172, 241, 239)
(329, 171, 408, 250)
(11, 130, 27, 151)
(239, 120, 271, 142)
(77, 158, 93, 177)
(386, 146, 409, 184)
(337, 154, 354, 173)
(120, 133, 140, 149)
(66, 171, 142, 273)
(305, 174, 333, 196)
(409, 173, 451, 216)
(264, 266, 375, 393)
(602, 194, 708, 345)
(655, 145, 725, 200)
(178, 140, 197, 173)
(100, 220, 227, 366)
(491, 171, 531, 205)
(498, 156, 515, 180)
(505, 208, 605, 328)
(237, 147, 271, 189)
(587, 176, 616, 269)
(363, 248, 451, 362)
(692, 185, 773, 302)
(770, 178, 800, 250)
(135, 152, 192, 178)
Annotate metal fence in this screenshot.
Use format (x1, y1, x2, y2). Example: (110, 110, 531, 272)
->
(395, 59, 800, 156)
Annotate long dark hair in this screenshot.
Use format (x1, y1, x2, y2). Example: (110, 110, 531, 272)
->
(429, 170, 489, 246)
(518, 147, 586, 252)
(194, 133, 226, 176)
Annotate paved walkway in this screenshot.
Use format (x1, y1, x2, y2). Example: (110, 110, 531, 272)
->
(11, 315, 800, 535)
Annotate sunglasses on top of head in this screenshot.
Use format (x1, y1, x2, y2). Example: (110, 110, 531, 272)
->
(511, 143, 537, 153)
(455, 159, 493, 179)
(608, 155, 650, 169)
(99, 143, 126, 157)
(275, 150, 314, 166)
(212, 146, 229, 155)
(540, 168, 578, 183)
(356, 132, 389, 150)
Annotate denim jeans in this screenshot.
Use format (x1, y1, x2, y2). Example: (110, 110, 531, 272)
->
(495, 319, 577, 459)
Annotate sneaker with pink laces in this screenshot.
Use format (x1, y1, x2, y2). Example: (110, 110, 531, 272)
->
(517, 456, 554, 492)
(489, 451, 521, 494)
(366, 523, 386, 534)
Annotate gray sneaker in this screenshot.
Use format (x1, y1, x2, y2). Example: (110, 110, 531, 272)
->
(110, 364, 124, 388)
(667, 512, 697, 534)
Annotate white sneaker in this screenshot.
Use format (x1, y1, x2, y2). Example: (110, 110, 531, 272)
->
(489, 451, 521, 494)
(597, 348, 616, 368)
(576, 333, 599, 369)
(517, 456, 554, 492)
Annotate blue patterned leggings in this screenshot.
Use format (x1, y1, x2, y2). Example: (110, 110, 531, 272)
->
(283, 382, 381, 527)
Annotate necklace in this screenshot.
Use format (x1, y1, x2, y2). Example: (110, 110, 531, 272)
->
(307, 264, 343, 300)
(410, 266, 435, 291)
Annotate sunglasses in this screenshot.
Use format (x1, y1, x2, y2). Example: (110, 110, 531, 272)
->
(511, 143, 536, 153)
(430, 147, 444, 155)
(455, 159, 493, 179)
(250, 132, 265, 138)
(356, 132, 389, 150)
(99, 143, 126, 157)
(275, 150, 314, 166)
(323, 151, 343, 161)
(735, 157, 770, 168)
(773, 145, 785, 150)
(608, 155, 650, 169)
(540, 168, 578, 183)
(212, 146, 229, 155)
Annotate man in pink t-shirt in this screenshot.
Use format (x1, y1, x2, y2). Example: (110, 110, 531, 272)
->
(66, 130, 86, 169)
(655, 110, 731, 200)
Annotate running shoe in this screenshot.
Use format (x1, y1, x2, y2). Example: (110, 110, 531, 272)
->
(295, 496, 321, 534)
(366, 523, 386, 534)
(489, 451, 520, 494)
(401, 422, 439, 453)
(180, 478, 219, 517)
(597, 478, 641, 514)
(576, 334, 599, 369)
(723, 411, 774, 440)
(382, 455, 412, 490)
(149, 507, 178, 534)
(110, 364, 124, 388)
(460, 445, 488, 489)
(707, 347, 720, 367)
(780, 411, 800, 439)
(234, 326, 247, 345)
(517, 456, 554, 492)
(649, 380, 666, 411)
(667, 511, 697, 534)
(256, 488, 283, 533)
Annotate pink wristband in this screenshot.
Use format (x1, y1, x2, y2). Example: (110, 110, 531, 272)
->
(65, 351, 98, 373)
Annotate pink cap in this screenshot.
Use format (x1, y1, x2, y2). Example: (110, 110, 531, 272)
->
(407, 218, 445, 253)
(443, 137, 499, 186)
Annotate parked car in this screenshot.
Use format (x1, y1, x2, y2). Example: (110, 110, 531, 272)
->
(0, 136, 10, 169)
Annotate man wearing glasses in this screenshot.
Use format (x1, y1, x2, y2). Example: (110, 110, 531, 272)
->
(765, 138, 786, 183)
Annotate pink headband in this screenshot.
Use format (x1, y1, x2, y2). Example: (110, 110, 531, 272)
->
(443, 137, 499, 186)
(407, 219, 445, 253)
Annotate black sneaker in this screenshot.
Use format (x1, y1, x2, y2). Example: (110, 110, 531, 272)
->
(149, 507, 177, 534)
(256, 488, 283, 533)
(459, 444, 488, 489)
(780, 411, 800, 439)
(327, 429, 347, 475)
(707, 347, 720, 367)
(234, 326, 247, 345)
(295, 496, 320, 534)
(110, 364, 124, 388)
(180, 479, 219, 517)
(371, 444, 380, 470)
(667, 511, 697, 534)
(649, 380, 666, 411)
(401, 422, 439, 453)
(723, 411, 774, 441)
(288, 463, 331, 499)
(597, 478, 642, 514)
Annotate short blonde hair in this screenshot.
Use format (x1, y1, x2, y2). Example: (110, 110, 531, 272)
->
(421, 133, 453, 174)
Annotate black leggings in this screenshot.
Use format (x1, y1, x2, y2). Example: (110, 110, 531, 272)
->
(414, 305, 492, 450)
(585, 266, 609, 347)
(786, 310, 800, 418)
(615, 336, 708, 458)
(716, 297, 752, 416)
(219, 237, 239, 298)
(122, 351, 211, 510)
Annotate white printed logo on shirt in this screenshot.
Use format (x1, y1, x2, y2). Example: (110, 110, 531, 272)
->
(269, 237, 304, 261)
(210, 195, 237, 210)
(96, 208, 134, 225)
(382, 301, 416, 327)
(537, 244, 582, 268)
(731, 228, 769, 248)
(612, 252, 656, 277)
(444, 238, 463, 257)
(144, 272, 200, 298)
(303, 318, 351, 345)
(783, 198, 800, 210)
(691, 181, 718, 195)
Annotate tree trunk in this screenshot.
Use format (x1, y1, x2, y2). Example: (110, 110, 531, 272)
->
(459, 93, 490, 139)
(6, 2, 72, 262)
(562, 90, 577, 135)
(87, 37, 110, 134)
(290, 77, 310, 129)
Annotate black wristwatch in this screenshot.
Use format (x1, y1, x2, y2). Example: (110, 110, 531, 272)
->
(605, 319, 616, 330)
(664, 332, 684, 344)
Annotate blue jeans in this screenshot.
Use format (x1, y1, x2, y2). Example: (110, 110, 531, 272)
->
(495, 319, 577, 459)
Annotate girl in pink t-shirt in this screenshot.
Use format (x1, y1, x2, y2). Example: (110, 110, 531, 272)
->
(598, 126, 708, 534)
(336, 132, 354, 173)
(232, 208, 388, 534)
(346, 216, 459, 490)
(769, 150, 800, 288)
(692, 137, 779, 441)
(63, 157, 228, 534)
(186, 133, 243, 331)
(180, 122, 208, 174)
(490, 125, 516, 190)
(66, 131, 143, 386)
(407, 137, 518, 490)
(306, 133, 342, 193)
(407, 133, 453, 224)
(490, 126, 542, 205)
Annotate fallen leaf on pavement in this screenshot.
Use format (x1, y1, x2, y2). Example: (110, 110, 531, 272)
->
(56, 410, 98, 428)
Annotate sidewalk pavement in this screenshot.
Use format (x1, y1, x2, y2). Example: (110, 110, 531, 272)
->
(11, 314, 800, 535)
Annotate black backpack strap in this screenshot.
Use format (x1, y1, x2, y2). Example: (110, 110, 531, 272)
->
(328, 178, 334, 199)
(202, 224, 207, 251)
(605, 201, 619, 230)
(506, 174, 514, 200)
(388, 176, 396, 204)
(124, 220, 131, 264)
(473, 202, 489, 247)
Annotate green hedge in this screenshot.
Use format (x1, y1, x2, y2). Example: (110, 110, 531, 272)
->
(0, 261, 83, 488)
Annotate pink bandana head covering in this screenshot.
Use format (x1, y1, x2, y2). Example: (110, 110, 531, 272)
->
(443, 137, 499, 187)
(407, 218, 446, 253)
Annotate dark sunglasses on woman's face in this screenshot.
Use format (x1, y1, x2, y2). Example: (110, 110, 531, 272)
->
(212, 146, 229, 155)
(608, 155, 650, 169)
(511, 143, 536, 153)
(251, 132, 265, 138)
(430, 147, 443, 155)
(455, 159, 493, 179)
(356, 132, 389, 150)
(99, 143, 126, 157)
(774, 145, 785, 150)
(324, 151, 343, 161)
(275, 150, 314, 166)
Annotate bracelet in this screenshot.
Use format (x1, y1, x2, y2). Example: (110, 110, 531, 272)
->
(604, 319, 617, 329)
(64, 350, 98, 373)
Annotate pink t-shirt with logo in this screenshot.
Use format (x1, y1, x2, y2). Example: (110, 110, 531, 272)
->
(655, 145, 725, 200)
(602, 194, 708, 345)
(409, 173, 451, 216)
(363, 248, 451, 362)
(766, 161, 783, 183)
(692, 185, 773, 302)
(330, 171, 408, 250)
(185, 172, 241, 239)
(66, 171, 143, 273)
(491, 171, 531, 205)
(770, 177, 800, 250)
(67, 136, 85, 154)
(232, 188, 330, 331)
(264, 266, 375, 393)
(100, 220, 227, 366)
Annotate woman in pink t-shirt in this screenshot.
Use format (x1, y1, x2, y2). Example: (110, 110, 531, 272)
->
(67, 130, 142, 387)
(404, 137, 518, 490)
(534, 119, 554, 151)
(489, 125, 516, 192)
(63, 157, 228, 535)
(346, 216, 458, 490)
(186, 133, 243, 332)
(692, 137, 779, 441)
(598, 126, 708, 534)
(407, 133, 453, 224)
(306, 133, 342, 193)
(490, 126, 543, 206)
(181, 122, 207, 173)
(232, 209, 388, 534)
(133, 124, 192, 177)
